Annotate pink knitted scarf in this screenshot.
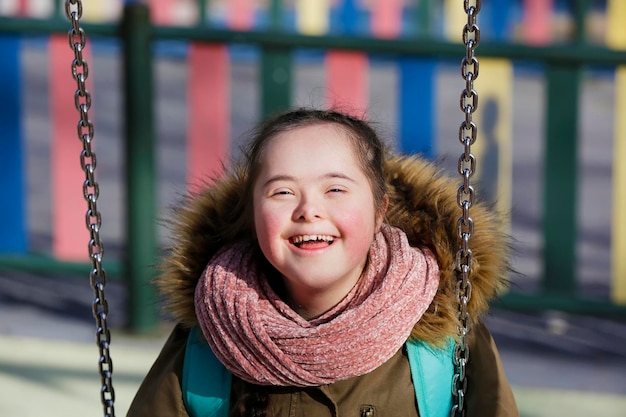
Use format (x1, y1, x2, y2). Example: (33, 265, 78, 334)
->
(194, 224, 439, 387)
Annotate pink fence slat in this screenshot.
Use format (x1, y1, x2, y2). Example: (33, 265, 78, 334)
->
(187, 44, 231, 193)
(150, 0, 176, 24)
(227, 0, 255, 30)
(50, 35, 91, 261)
(326, 51, 369, 117)
(523, 0, 553, 45)
(17, 0, 29, 16)
(371, 0, 403, 38)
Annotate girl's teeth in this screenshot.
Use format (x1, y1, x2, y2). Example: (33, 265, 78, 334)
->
(292, 235, 334, 244)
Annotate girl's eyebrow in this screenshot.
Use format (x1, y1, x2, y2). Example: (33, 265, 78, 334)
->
(323, 172, 356, 183)
(262, 172, 356, 188)
(262, 175, 296, 189)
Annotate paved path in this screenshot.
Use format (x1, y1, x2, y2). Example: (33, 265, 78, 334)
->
(2, 272, 625, 417)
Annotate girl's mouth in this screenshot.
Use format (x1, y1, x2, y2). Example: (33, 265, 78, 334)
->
(290, 235, 335, 249)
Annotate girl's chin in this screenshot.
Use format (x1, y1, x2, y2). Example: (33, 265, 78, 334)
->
(281, 272, 360, 297)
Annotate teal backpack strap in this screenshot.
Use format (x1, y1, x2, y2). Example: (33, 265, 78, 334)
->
(406, 338, 455, 417)
(183, 326, 232, 417)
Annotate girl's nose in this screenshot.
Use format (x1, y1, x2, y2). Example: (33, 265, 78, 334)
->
(292, 196, 323, 222)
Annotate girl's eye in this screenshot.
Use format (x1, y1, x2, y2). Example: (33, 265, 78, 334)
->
(272, 189, 293, 196)
(327, 187, 346, 193)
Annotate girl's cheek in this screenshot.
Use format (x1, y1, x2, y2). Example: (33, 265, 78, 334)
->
(255, 205, 284, 240)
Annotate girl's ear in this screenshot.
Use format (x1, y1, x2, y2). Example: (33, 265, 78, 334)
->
(375, 194, 389, 232)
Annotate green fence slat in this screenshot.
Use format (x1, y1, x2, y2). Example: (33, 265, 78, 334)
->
(416, 0, 434, 37)
(0, 254, 121, 278)
(573, 0, 590, 44)
(268, 0, 282, 30)
(261, 46, 292, 119)
(496, 293, 626, 318)
(1, 17, 626, 66)
(122, 2, 159, 333)
(542, 63, 581, 296)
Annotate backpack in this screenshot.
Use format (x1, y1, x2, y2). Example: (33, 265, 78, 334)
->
(183, 327, 454, 417)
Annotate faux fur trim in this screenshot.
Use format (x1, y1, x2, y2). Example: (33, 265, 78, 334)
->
(155, 155, 510, 346)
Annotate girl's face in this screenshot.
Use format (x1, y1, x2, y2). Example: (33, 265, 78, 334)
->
(252, 123, 384, 318)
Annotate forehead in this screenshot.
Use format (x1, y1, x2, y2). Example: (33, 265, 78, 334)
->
(259, 123, 360, 171)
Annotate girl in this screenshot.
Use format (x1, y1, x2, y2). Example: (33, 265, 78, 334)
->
(127, 108, 518, 417)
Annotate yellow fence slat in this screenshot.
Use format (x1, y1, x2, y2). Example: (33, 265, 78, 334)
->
(82, 0, 108, 22)
(443, 0, 467, 42)
(295, 0, 330, 35)
(607, 0, 626, 49)
(612, 68, 626, 304)
(607, 0, 626, 304)
(473, 59, 514, 230)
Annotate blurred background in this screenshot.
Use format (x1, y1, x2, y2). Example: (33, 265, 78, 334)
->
(0, 1, 625, 416)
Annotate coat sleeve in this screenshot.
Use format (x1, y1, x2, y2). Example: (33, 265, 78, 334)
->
(465, 321, 519, 417)
(126, 324, 191, 417)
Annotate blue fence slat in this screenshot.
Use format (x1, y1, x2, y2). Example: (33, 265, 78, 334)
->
(338, 0, 359, 35)
(0, 34, 27, 253)
(399, 58, 435, 157)
(491, 0, 511, 40)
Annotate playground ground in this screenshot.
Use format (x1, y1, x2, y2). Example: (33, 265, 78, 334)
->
(1, 273, 626, 417)
(1, 42, 626, 416)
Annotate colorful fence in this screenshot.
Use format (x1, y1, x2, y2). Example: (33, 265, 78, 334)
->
(1, 0, 625, 331)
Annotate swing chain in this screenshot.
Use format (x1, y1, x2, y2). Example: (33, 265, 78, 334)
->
(452, 1, 481, 416)
(65, 1, 116, 417)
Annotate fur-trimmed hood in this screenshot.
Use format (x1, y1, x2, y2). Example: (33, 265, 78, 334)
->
(156, 154, 509, 346)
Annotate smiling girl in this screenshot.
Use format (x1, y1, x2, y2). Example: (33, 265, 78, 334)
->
(252, 122, 391, 320)
(127, 109, 518, 417)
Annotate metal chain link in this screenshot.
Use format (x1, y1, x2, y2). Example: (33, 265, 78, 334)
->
(451, 1, 480, 416)
(65, 1, 116, 416)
